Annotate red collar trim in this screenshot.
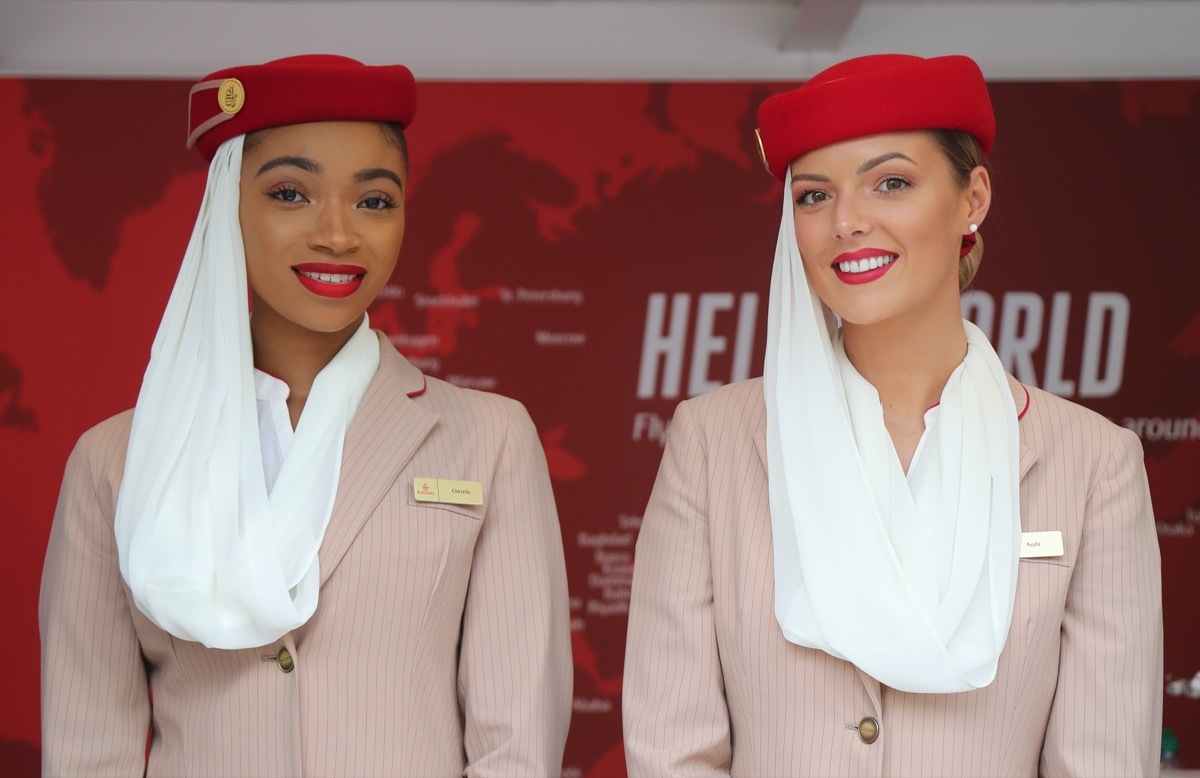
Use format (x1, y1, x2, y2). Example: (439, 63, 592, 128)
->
(406, 376, 427, 398)
(928, 383, 1029, 420)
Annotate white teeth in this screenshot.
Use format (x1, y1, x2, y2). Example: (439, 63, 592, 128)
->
(837, 255, 895, 274)
(299, 271, 358, 284)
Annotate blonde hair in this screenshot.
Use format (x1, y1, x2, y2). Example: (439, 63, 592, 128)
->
(929, 129, 987, 292)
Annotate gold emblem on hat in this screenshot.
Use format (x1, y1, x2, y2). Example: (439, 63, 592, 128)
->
(218, 78, 245, 115)
(753, 128, 770, 173)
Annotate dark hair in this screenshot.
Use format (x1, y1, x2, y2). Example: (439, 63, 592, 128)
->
(242, 121, 409, 171)
(930, 129, 987, 291)
(379, 121, 409, 170)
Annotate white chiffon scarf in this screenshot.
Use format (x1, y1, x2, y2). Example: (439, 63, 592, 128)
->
(763, 180, 1022, 693)
(114, 136, 381, 650)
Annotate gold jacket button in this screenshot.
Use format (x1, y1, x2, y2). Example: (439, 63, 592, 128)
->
(858, 716, 880, 744)
(276, 646, 295, 673)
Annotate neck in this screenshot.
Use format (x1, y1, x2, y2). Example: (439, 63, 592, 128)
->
(250, 304, 363, 427)
(841, 292, 966, 474)
(842, 302, 967, 414)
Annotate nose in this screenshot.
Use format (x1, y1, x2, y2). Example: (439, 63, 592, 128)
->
(833, 193, 870, 241)
(307, 202, 359, 255)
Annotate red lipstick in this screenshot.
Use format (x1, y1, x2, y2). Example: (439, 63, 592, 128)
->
(292, 262, 367, 299)
(830, 248, 898, 286)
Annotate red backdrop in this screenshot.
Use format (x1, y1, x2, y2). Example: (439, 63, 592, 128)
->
(2, 76, 1197, 775)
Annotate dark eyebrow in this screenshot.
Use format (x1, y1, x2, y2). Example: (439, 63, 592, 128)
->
(354, 167, 405, 192)
(256, 156, 320, 177)
(790, 152, 917, 184)
(857, 152, 914, 174)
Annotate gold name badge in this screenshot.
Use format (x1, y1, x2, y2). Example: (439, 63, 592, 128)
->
(1019, 530, 1064, 559)
(413, 477, 483, 506)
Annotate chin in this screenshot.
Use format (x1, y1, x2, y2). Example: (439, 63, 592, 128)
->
(834, 312, 892, 329)
(278, 307, 368, 336)
(816, 294, 894, 328)
(307, 317, 367, 335)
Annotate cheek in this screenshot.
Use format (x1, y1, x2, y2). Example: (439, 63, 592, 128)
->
(904, 197, 963, 251)
(389, 216, 407, 253)
(791, 209, 829, 255)
(237, 212, 294, 298)
(792, 216, 829, 277)
(238, 198, 269, 259)
(377, 217, 406, 265)
(240, 209, 303, 266)
(238, 225, 272, 286)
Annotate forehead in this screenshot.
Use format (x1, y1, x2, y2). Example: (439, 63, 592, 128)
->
(789, 130, 941, 176)
(243, 120, 403, 166)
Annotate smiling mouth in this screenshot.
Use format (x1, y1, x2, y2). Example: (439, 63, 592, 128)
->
(835, 254, 897, 274)
(296, 270, 362, 284)
(291, 264, 367, 299)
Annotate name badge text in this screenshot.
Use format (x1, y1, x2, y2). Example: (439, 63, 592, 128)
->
(1019, 531, 1064, 559)
(413, 477, 484, 506)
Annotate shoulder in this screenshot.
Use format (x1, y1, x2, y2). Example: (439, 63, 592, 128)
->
(419, 375, 531, 429)
(61, 409, 135, 502)
(676, 377, 765, 431)
(666, 377, 765, 461)
(374, 334, 532, 436)
(71, 410, 134, 468)
(413, 375, 542, 462)
(76, 409, 135, 448)
(1018, 380, 1144, 483)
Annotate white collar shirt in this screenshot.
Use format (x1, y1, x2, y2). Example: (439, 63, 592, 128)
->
(254, 369, 294, 494)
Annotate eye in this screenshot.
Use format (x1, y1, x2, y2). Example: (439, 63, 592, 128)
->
(876, 176, 911, 194)
(266, 186, 308, 204)
(794, 189, 832, 207)
(359, 194, 399, 211)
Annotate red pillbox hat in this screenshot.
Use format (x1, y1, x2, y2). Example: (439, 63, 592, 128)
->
(756, 54, 995, 181)
(187, 54, 417, 161)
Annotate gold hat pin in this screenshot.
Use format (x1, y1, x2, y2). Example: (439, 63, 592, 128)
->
(218, 78, 245, 115)
(753, 128, 770, 173)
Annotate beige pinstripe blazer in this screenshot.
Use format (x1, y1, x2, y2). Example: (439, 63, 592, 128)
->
(623, 376, 1162, 778)
(40, 332, 573, 778)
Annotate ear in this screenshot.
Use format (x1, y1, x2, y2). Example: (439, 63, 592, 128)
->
(965, 165, 992, 227)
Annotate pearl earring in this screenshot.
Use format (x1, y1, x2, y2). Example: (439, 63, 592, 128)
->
(969, 223, 978, 233)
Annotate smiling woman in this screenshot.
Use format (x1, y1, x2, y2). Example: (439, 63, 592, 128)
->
(787, 130, 990, 357)
(240, 121, 410, 423)
(623, 53, 1162, 777)
(39, 54, 572, 777)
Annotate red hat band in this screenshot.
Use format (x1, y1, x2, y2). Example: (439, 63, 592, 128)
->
(187, 54, 417, 162)
(756, 54, 995, 181)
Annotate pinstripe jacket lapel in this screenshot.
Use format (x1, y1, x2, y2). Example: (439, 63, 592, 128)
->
(1008, 375, 1038, 480)
(317, 332, 437, 586)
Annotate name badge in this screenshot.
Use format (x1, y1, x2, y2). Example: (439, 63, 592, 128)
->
(413, 477, 484, 506)
(1019, 531, 1064, 559)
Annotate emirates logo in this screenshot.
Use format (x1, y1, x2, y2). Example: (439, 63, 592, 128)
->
(218, 78, 244, 115)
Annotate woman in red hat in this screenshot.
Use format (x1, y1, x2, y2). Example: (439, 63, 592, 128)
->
(40, 55, 572, 776)
(623, 54, 1161, 776)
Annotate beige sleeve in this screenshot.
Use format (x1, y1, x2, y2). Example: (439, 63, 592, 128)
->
(1040, 427, 1163, 778)
(623, 400, 733, 777)
(40, 419, 150, 778)
(458, 399, 574, 778)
